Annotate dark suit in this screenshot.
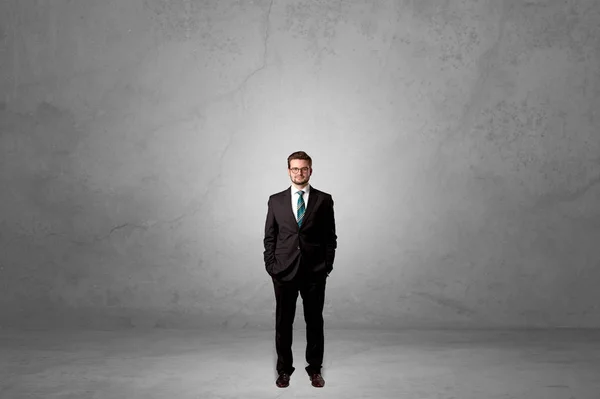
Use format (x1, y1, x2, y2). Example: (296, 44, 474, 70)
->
(263, 185, 337, 376)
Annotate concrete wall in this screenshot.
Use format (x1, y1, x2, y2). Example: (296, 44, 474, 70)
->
(1, 0, 599, 330)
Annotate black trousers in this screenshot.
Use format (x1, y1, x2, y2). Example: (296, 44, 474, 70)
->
(272, 273, 327, 376)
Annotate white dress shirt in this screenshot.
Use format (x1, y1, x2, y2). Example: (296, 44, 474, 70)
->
(291, 184, 310, 221)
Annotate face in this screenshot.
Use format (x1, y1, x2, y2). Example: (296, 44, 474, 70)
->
(288, 159, 312, 187)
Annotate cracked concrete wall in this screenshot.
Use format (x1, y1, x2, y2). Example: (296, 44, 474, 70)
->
(1, 0, 599, 330)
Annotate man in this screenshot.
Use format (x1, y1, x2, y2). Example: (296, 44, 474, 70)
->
(263, 151, 337, 388)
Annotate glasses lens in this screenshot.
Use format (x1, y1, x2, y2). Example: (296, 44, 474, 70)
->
(291, 167, 308, 174)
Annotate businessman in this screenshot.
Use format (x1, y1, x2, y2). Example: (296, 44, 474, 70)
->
(263, 151, 337, 388)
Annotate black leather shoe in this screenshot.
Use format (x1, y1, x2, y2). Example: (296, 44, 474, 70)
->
(276, 373, 290, 388)
(309, 373, 325, 388)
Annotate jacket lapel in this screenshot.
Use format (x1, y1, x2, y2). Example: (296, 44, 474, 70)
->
(283, 188, 297, 227)
(300, 187, 318, 229)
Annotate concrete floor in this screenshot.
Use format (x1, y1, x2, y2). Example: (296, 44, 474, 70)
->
(1, 328, 599, 399)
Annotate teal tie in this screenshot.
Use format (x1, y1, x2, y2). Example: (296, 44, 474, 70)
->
(297, 190, 305, 227)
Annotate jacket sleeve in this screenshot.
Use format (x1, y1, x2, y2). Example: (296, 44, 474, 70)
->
(263, 196, 278, 272)
(325, 195, 337, 273)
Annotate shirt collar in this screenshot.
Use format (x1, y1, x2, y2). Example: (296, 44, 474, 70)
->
(291, 183, 310, 195)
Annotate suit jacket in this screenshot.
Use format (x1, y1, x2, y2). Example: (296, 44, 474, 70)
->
(263, 186, 337, 281)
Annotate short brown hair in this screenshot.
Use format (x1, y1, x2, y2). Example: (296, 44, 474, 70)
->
(287, 151, 312, 169)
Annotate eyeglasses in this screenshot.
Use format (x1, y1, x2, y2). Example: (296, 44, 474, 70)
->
(290, 167, 310, 174)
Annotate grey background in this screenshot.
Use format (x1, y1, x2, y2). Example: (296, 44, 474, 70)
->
(1, 0, 599, 330)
